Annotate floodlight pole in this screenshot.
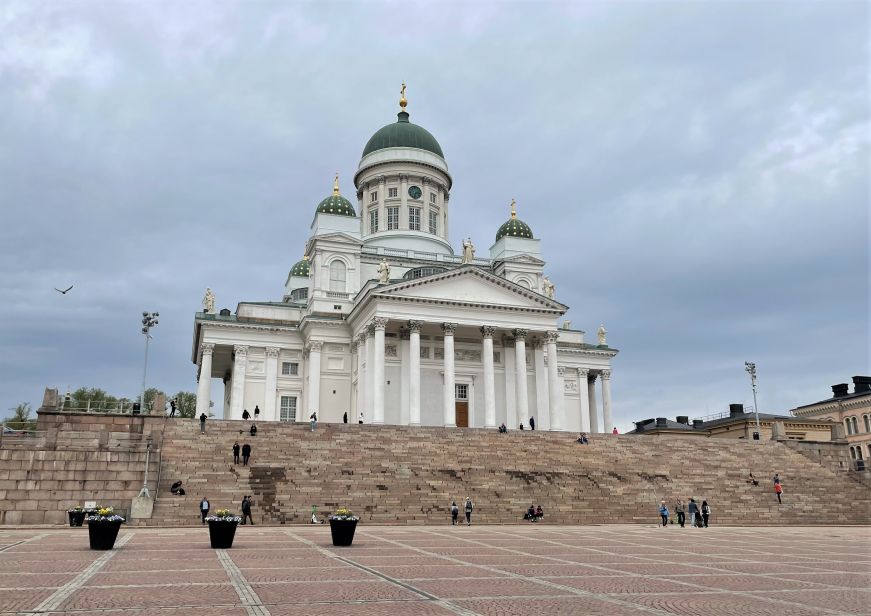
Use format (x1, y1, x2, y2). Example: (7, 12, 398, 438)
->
(139, 312, 159, 414)
(745, 361, 761, 440)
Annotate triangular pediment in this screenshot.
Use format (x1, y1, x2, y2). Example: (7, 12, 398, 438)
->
(373, 266, 566, 312)
(307, 232, 362, 246)
(497, 254, 545, 265)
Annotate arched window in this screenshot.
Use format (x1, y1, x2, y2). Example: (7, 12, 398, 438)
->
(864, 415, 870, 433)
(852, 417, 860, 434)
(845, 418, 853, 435)
(849, 446, 857, 459)
(515, 278, 531, 289)
(329, 260, 347, 292)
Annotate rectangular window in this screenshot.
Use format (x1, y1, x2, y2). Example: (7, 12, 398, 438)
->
(430, 192, 437, 204)
(387, 206, 399, 230)
(409, 206, 421, 231)
(455, 384, 468, 400)
(279, 396, 297, 422)
(369, 209, 378, 233)
(281, 362, 299, 376)
(370, 191, 378, 203)
(429, 210, 438, 234)
(388, 187, 398, 198)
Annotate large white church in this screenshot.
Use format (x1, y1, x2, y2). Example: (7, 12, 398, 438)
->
(192, 88, 617, 433)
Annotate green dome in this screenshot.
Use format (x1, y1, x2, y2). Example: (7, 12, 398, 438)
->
(289, 257, 310, 277)
(495, 200, 534, 241)
(316, 194, 356, 216)
(362, 111, 444, 158)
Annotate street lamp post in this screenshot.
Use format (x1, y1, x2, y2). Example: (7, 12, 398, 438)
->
(139, 312, 159, 414)
(744, 361, 761, 441)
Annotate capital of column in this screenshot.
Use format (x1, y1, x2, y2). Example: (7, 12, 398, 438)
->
(442, 322, 457, 336)
(480, 325, 496, 338)
(366, 323, 376, 336)
(233, 345, 248, 357)
(357, 332, 369, 345)
(200, 342, 215, 356)
(601, 369, 611, 380)
(265, 347, 280, 358)
(577, 368, 589, 378)
(422, 176, 430, 186)
(307, 341, 323, 353)
(399, 173, 409, 182)
(399, 328, 410, 341)
(544, 330, 560, 344)
(357, 189, 364, 200)
(372, 316, 388, 331)
(407, 319, 423, 333)
(350, 341, 358, 353)
(377, 175, 386, 185)
(513, 328, 528, 340)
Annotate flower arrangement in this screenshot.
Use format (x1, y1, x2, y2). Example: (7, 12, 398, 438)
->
(328, 507, 359, 521)
(205, 508, 241, 523)
(67, 506, 84, 513)
(86, 506, 126, 523)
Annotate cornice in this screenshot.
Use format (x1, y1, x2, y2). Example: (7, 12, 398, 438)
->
(557, 345, 619, 358)
(200, 319, 299, 335)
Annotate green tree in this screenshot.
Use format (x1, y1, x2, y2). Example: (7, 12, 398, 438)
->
(173, 391, 197, 418)
(142, 387, 164, 411)
(6, 403, 36, 431)
(69, 388, 118, 412)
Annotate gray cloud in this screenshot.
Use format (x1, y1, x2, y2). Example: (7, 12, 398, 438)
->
(0, 1, 867, 428)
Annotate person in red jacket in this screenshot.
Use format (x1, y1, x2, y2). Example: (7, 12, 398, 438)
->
(612, 427, 619, 434)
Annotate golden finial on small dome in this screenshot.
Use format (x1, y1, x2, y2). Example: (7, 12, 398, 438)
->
(303, 255, 309, 261)
(399, 82, 407, 111)
(333, 172, 340, 196)
(510, 198, 517, 219)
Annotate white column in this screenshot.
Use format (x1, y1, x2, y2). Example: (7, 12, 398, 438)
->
(230, 345, 248, 418)
(442, 322, 456, 427)
(308, 341, 322, 416)
(264, 347, 279, 422)
(602, 369, 613, 434)
(408, 320, 422, 425)
(195, 343, 214, 415)
(365, 327, 374, 420)
(503, 337, 516, 428)
(545, 331, 561, 431)
(514, 330, 529, 427)
(588, 373, 600, 433)
(532, 338, 549, 429)
(372, 317, 387, 423)
(399, 328, 410, 425)
(577, 368, 591, 432)
(481, 326, 496, 428)
(357, 333, 367, 421)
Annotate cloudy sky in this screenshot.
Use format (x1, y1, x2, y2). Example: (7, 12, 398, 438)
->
(1, 1, 867, 429)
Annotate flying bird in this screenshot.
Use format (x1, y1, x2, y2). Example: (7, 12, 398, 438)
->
(54, 286, 73, 294)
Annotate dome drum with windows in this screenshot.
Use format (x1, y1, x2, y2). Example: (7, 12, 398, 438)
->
(495, 199, 534, 241)
(316, 174, 356, 217)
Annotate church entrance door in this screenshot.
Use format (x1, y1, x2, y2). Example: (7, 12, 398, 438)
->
(455, 401, 468, 428)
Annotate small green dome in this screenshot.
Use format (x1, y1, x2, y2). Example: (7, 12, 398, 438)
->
(289, 256, 310, 277)
(362, 111, 444, 158)
(315, 175, 356, 217)
(495, 199, 534, 241)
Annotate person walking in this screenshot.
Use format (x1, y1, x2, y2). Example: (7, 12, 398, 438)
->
(250, 423, 257, 436)
(529, 416, 535, 430)
(242, 442, 252, 465)
(464, 497, 474, 526)
(612, 427, 619, 434)
(241, 495, 254, 525)
(659, 500, 669, 527)
(675, 500, 685, 527)
(358, 411, 364, 424)
(775, 481, 783, 504)
(232, 441, 240, 465)
(169, 399, 176, 417)
(199, 412, 207, 434)
(450, 500, 459, 526)
(343, 411, 348, 424)
(687, 498, 699, 527)
(200, 497, 210, 524)
(254, 405, 260, 420)
(310, 412, 318, 432)
(701, 500, 711, 527)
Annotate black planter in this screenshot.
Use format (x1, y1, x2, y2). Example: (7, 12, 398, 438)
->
(208, 520, 238, 549)
(87, 521, 122, 550)
(68, 511, 86, 527)
(329, 519, 358, 547)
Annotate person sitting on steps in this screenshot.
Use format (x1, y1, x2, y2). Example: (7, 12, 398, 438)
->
(576, 432, 589, 444)
(747, 472, 759, 486)
(535, 505, 544, 521)
(250, 423, 257, 437)
(170, 480, 185, 495)
(524, 504, 536, 521)
(498, 423, 508, 433)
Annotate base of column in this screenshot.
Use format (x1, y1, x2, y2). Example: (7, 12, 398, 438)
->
(444, 423, 457, 428)
(409, 422, 421, 427)
(484, 422, 496, 429)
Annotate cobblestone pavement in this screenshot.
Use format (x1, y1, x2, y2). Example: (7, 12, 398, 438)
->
(0, 525, 869, 616)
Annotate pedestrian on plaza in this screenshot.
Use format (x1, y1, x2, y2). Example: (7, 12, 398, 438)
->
(701, 500, 711, 527)
(529, 416, 535, 430)
(242, 442, 252, 465)
(450, 500, 459, 525)
(310, 412, 318, 431)
(687, 498, 699, 527)
(199, 413, 207, 434)
(169, 399, 176, 417)
(612, 427, 619, 434)
(242, 409, 250, 420)
(232, 441, 240, 464)
(200, 496, 210, 524)
(659, 500, 669, 527)
(343, 411, 348, 424)
(675, 500, 685, 527)
(775, 481, 783, 504)
(254, 405, 260, 420)
(241, 495, 254, 525)
(464, 497, 473, 526)
(358, 411, 364, 424)
(250, 423, 257, 437)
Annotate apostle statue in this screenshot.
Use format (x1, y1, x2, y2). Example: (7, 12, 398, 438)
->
(462, 237, 475, 264)
(597, 323, 608, 346)
(542, 276, 555, 299)
(377, 258, 391, 283)
(203, 288, 215, 314)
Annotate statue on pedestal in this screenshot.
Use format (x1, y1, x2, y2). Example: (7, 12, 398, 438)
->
(543, 276, 555, 299)
(597, 323, 608, 346)
(377, 259, 391, 284)
(203, 288, 215, 314)
(462, 237, 475, 264)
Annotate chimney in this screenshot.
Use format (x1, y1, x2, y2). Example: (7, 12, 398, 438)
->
(692, 419, 704, 429)
(832, 383, 849, 398)
(729, 403, 745, 417)
(656, 417, 667, 428)
(676, 415, 689, 425)
(853, 376, 871, 394)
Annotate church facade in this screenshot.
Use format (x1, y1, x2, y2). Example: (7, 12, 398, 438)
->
(192, 89, 617, 432)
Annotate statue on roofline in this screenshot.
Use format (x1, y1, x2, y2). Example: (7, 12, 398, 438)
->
(377, 259, 391, 284)
(597, 323, 608, 346)
(462, 237, 475, 264)
(203, 288, 215, 314)
(543, 276, 555, 299)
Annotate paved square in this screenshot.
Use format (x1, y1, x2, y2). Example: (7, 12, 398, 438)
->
(0, 525, 868, 615)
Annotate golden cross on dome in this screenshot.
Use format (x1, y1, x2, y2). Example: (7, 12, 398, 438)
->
(399, 82, 407, 110)
(510, 198, 517, 219)
(333, 172, 340, 196)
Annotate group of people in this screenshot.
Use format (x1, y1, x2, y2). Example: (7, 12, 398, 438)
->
(449, 497, 474, 525)
(659, 498, 711, 527)
(232, 441, 253, 465)
(523, 504, 544, 522)
(748, 472, 785, 503)
(576, 433, 589, 444)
